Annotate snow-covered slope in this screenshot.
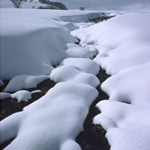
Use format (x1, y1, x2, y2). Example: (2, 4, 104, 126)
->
(52, 0, 150, 10)
(0, 8, 103, 80)
(72, 12, 150, 150)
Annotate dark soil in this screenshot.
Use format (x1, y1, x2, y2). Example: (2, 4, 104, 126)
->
(76, 68, 111, 150)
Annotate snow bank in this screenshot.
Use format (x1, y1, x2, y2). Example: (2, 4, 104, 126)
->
(72, 10, 150, 150)
(60, 57, 100, 75)
(67, 46, 97, 59)
(101, 63, 150, 105)
(0, 8, 77, 80)
(72, 13, 150, 74)
(52, 0, 150, 10)
(0, 82, 98, 150)
(94, 100, 150, 150)
(4, 75, 48, 92)
(50, 65, 100, 88)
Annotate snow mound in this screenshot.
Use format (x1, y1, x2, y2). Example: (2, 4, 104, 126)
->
(0, 82, 98, 150)
(72, 13, 150, 74)
(94, 100, 150, 150)
(0, 8, 76, 80)
(0, 90, 41, 102)
(11, 90, 41, 102)
(60, 57, 100, 75)
(52, 0, 150, 11)
(101, 63, 150, 105)
(67, 46, 97, 59)
(4, 75, 48, 92)
(50, 65, 100, 88)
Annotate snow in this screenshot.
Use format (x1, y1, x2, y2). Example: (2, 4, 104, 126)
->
(1, 3, 150, 150)
(60, 57, 100, 75)
(0, 80, 4, 87)
(50, 65, 100, 88)
(0, 90, 41, 102)
(52, 0, 150, 10)
(70, 7, 150, 150)
(0, 0, 14, 8)
(4, 75, 48, 92)
(0, 82, 98, 150)
(67, 46, 97, 59)
(72, 13, 150, 74)
(11, 90, 41, 102)
(101, 63, 150, 105)
(71, 11, 150, 150)
(0, 8, 105, 80)
(0, 8, 78, 80)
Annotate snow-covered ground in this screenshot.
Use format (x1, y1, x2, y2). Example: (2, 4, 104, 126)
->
(72, 11, 150, 150)
(0, 1, 150, 150)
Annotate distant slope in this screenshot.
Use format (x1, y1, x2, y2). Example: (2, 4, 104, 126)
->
(51, 0, 150, 10)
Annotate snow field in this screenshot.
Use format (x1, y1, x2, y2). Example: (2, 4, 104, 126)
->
(72, 12, 150, 150)
(0, 82, 98, 150)
(0, 8, 103, 149)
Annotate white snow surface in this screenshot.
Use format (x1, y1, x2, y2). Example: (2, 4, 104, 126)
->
(4, 75, 48, 92)
(71, 11, 150, 150)
(67, 46, 97, 59)
(60, 57, 100, 75)
(0, 82, 98, 150)
(0, 8, 104, 80)
(52, 0, 150, 10)
(50, 65, 100, 88)
(0, 8, 78, 79)
(0, 90, 41, 102)
(72, 12, 150, 75)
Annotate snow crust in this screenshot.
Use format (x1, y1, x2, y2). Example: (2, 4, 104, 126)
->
(0, 82, 98, 150)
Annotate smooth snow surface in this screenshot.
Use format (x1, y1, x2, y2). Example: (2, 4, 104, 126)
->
(60, 57, 100, 75)
(72, 13, 150, 75)
(67, 46, 97, 59)
(0, 82, 98, 150)
(0, 9, 78, 79)
(4, 75, 48, 92)
(52, 0, 150, 10)
(71, 12, 150, 150)
(0, 8, 104, 80)
(71, 8, 150, 150)
(50, 65, 100, 88)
